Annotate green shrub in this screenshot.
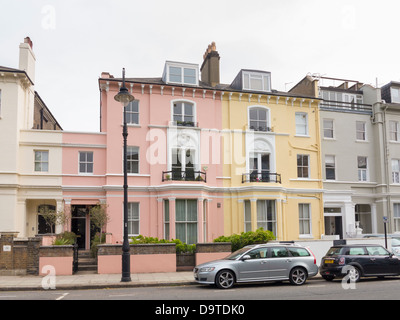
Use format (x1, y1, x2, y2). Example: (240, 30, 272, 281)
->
(130, 235, 196, 254)
(213, 228, 275, 252)
(52, 231, 77, 246)
(90, 233, 106, 258)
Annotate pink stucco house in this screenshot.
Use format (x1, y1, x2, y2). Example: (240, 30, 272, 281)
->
(62, 46, 225, 249)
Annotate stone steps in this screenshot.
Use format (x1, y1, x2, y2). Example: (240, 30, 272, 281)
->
(75, 250, 97, 274)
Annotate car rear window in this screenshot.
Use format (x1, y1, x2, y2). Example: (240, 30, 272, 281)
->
(288, 247, 310, 257)
(325, 247, 342, 256)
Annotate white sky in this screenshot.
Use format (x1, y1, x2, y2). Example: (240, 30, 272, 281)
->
(1, 0, 400, 132)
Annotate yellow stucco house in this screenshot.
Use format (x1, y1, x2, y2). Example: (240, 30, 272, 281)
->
(220, 69, 324, 241)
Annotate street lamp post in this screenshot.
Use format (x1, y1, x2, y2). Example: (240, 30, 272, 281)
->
(114, 68, 135, 282)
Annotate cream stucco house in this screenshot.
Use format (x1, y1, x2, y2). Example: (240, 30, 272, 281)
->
(0, 38, 63, 238)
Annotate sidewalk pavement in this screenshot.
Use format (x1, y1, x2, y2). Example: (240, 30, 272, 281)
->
(0, 272, 196, 291)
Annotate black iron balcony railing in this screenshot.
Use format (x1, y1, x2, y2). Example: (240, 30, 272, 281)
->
(242, 172, 281, 184)
(320, 99, 372, 113)
(162, 170, 207, 182)
(249, 125, 272, 132)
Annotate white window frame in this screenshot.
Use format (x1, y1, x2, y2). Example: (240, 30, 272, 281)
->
(244, 200, 251, 232)
(325, 155, 336, 180)
(163, 62, 199, 86)
(172, 100, 196, 126)
(127, 202, 140, 236)
(357, 156, 368, 182)
(126, 146, 139, 174)
(126, 100, 139, 125)
(392, 159, 400, 184)
(394, 203, 400, 232)
(34, 150, 49, 172)
(248, 106, 270, 132)
(175, 199, 198, 245)
(323, 119, 334, 139)
(295, 112, 309, 136)
(256, 200, 276, 236)
(299, 203, 312, 237)
(164, 200, 170, 240)
(356, 121, 367, 141)
(79, 151, 94, 174)
(242, 71, 271, 92)
(391, 87, 400, 103)
(389, 121, 399, 142)
(297, 154, 310, 179)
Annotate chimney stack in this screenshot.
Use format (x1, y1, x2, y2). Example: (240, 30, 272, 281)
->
(200, 41, 220, 87)
(19, 37, 36, 83)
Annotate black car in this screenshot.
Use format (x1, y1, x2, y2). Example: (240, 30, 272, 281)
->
(319, 244, 400, 282)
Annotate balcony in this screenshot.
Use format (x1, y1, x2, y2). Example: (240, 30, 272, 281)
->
(242, 172, 281, 184)
(320, 100, 372, 113)
(162, 170, 207, 182)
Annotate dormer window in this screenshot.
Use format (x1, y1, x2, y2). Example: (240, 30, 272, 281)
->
(243, 71, 271, 92)
(163, 61, 199, 86)
(391, 87, 400, 103)
(230, 69, 272, 93)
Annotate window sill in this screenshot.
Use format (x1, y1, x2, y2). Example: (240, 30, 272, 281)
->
(299, 234, 314, 239)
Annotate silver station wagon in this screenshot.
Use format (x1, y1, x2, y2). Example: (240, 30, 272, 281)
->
(194, 243, 318, 289)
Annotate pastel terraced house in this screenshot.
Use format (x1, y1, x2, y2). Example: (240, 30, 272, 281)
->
(218, 67, 324, 241)
(62, 44, 225, 249)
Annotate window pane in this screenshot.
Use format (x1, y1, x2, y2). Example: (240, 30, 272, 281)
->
(174, 102, 182, 114)
(258, 109, 267, 120)
(175, 200, 186, 221)
(186, 200, 197, 221)
(358, 157, 367, 169)
(169, 66, 181, 82)
(249, 109, 257, 120)
(250, 77, 263, 90)
(79, 163, 86, 173)
(79, 152, 86, 162)
(86, 163, 93, 173)
(42, 162, 49, 172)
(184, 103, 193, 116)
(184, 68, 196, 84)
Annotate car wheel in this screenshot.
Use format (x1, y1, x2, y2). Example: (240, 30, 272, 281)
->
(215, 270, 235, 289)
(346, 266, 361, 283)
(289, 267, 308, 285)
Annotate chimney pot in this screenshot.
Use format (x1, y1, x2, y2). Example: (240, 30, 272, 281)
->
(24, 37, 33, 49)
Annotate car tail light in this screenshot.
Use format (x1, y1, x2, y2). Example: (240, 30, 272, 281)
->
(307, 248, 317, 265)
(339, 257, 345, 265)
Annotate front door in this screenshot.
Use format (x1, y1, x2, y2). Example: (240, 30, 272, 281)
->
(71, 205, 88, 249)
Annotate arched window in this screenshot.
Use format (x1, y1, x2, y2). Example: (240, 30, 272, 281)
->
(173, 101, 195, 127)
(249, 107, 270, 132)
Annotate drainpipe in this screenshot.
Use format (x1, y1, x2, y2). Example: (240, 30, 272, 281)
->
(382, 102, 392, 233)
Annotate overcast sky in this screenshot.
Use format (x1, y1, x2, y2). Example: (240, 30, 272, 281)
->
(1, 0, 400, 132)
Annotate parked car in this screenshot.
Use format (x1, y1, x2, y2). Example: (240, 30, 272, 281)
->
(193, 243, 318, 289)
(319, 244, 400, 282)
(392, 238, 400, 257)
